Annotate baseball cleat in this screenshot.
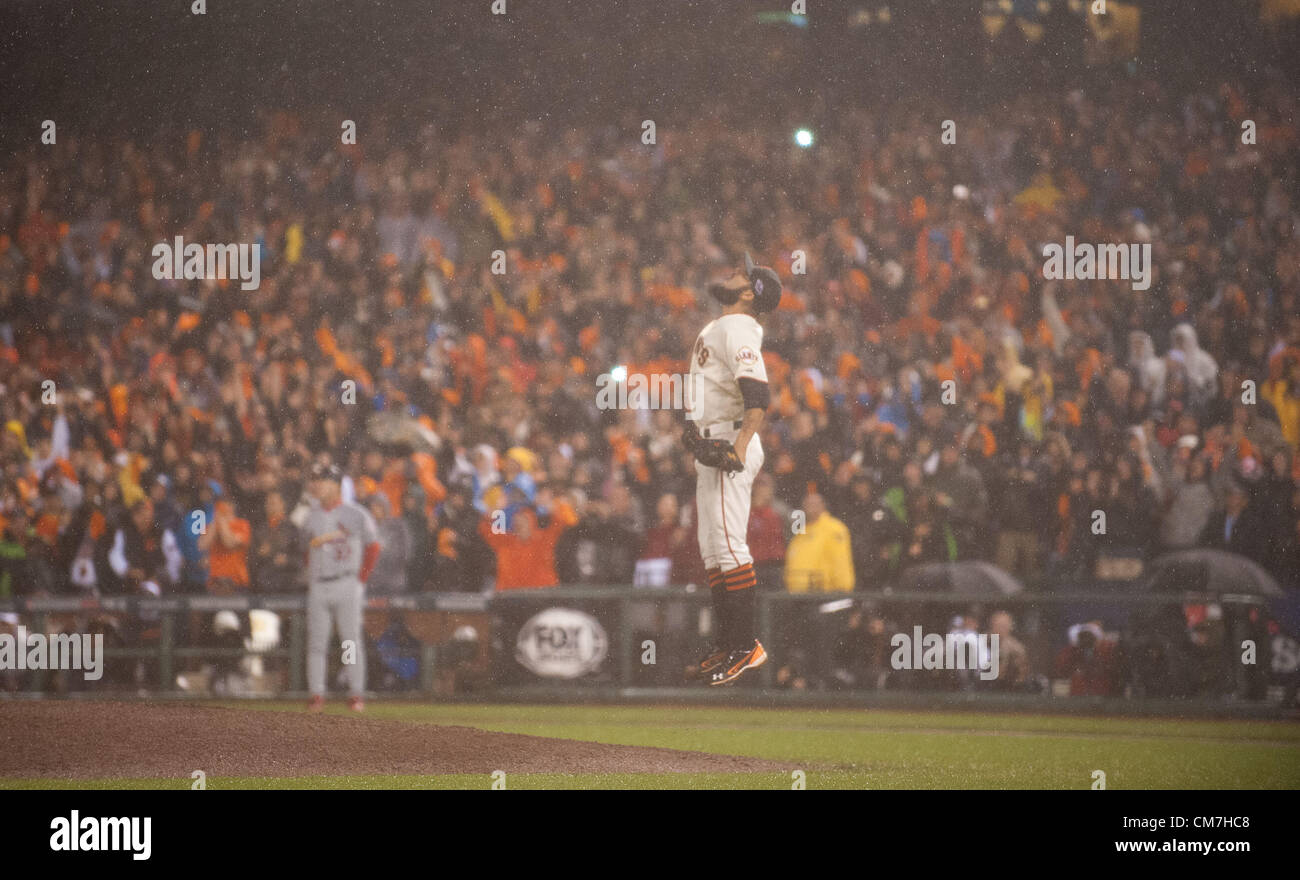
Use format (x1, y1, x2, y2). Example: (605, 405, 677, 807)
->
(347, 696, 365, 713)
(709, 640, 768, 687)
(690, 646, 729, 681)
(307, 694, 325, 713)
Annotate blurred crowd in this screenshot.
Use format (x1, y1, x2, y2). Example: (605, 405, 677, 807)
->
(1, 73, 1297, 630)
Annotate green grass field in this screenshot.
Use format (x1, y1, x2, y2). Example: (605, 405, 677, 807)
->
(8, 702, 1299, 790)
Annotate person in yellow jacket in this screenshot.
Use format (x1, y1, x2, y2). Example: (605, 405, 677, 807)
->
(785, 493, 855, 593)
(1262, 362, 1300, 452)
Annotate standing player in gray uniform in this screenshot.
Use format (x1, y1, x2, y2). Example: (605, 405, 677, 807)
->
(302, 463, 381, 712)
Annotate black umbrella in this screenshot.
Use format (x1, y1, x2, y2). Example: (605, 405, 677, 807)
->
(1145, 549, 1283, 597)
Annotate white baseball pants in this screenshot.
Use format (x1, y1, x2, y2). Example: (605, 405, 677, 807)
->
(695, 431, 763, 572)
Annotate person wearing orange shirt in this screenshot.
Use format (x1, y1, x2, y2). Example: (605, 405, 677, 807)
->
(199, 500, 251, 593)
(478, 505, 571, 590)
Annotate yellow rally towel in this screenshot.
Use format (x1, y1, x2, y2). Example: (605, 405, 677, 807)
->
(4, 421, 30, 458)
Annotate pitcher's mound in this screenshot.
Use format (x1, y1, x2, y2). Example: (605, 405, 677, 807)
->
(0, 701, 784, 780)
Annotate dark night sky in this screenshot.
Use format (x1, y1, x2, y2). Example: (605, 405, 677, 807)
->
(0, 0, 1289, 142)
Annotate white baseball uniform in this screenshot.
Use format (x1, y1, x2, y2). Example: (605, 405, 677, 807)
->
(687, 313, 768, 572)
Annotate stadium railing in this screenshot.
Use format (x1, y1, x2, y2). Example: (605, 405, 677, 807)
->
(0, 587, 1293, 714)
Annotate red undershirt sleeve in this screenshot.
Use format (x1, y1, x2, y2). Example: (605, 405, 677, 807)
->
(359, 542, 382, 583)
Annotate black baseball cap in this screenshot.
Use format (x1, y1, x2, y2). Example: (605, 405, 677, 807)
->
(743, 251, 782, 314)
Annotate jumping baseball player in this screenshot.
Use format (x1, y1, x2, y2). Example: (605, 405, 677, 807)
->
(683, 252, 782, 686)
(302, 463, 381, 712)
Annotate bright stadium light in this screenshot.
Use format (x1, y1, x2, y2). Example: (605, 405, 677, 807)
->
(610, 365, 628, 383)
(795, 128, 814, 148)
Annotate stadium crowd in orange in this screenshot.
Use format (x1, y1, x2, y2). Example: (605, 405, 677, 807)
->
(0, 75, 1298, 618)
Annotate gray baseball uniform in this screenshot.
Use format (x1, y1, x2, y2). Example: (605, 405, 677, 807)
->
(303, 500, 379, 698)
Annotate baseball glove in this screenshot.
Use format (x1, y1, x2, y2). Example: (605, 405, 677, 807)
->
(684, 426, 744, 473)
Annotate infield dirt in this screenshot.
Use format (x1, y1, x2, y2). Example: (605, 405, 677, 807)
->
(0, 701, 786, 780)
